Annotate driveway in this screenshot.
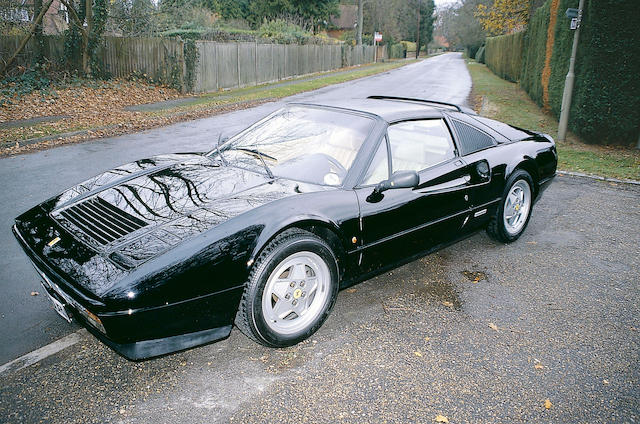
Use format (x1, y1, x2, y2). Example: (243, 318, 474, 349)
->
(1, 175, 638, 423)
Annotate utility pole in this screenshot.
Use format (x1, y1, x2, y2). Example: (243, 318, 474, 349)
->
(415, 0, 421, 59)
(557, 0, 585, 142)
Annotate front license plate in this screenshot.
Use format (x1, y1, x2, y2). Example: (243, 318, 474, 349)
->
(43, 283, 72, 323)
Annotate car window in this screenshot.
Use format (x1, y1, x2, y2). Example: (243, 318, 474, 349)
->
(212, 106, 374, 186)
(387, 119, 455, 172)
(362, 137, 389, 185)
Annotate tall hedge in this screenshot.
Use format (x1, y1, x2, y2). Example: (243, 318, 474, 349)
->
(484, 31, 524, 82)
(518, 0, 640, 145)
(568, 0, 639, 145)
(520, 3, 550, 107)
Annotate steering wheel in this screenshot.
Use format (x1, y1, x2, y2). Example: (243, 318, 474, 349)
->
(318, 154, 347, 177)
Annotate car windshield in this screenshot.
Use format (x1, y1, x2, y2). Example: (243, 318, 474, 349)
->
(208, 106, 374, 185)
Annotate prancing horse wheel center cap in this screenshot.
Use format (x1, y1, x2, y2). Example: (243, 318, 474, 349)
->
(293, 289, 302, 299)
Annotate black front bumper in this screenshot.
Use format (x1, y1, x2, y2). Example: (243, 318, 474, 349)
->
(13, 224, 239, 360)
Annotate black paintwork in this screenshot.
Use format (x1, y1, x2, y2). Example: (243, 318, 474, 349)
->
(13, 97, 557, 360)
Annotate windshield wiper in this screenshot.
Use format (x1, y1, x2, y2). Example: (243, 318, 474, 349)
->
(228, 147, 275, 179)
(214, 135, 228, 166)
(231, 148, 277, 162)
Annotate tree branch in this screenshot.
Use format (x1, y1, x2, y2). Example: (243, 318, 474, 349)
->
(1, 0, 55, 76)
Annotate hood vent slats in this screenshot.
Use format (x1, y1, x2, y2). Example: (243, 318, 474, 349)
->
(57, 197, 148, 246)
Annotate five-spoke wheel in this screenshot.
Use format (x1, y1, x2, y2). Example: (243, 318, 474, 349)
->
(487, 169, 534, 243)
(235, 228, 339, 347)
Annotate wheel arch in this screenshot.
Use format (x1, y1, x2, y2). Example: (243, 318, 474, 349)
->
(510, 157, 540, 196)
(248, 217, 347, 279)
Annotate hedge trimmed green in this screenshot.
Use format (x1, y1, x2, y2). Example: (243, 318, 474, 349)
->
(484, 31, 524, 82)
(487, 0, 640, 145)
(567, 0, 639, 145)
(520, 3, 550, 107)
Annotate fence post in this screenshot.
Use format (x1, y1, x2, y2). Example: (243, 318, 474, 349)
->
(237, 43, 241, 88)
(254, 42, 258, 86)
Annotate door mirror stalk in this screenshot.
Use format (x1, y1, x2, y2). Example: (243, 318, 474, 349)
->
(368, 170, 420, 202)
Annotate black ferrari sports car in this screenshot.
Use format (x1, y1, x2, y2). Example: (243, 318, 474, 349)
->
(13, 96, 557, 360)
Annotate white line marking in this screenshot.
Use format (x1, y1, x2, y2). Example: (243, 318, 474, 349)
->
(0, 329, 86, 376)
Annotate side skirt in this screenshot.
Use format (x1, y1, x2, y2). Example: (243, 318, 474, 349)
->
(339, 228, 483, 290)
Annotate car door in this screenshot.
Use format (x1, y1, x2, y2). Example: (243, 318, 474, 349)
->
(354, 118, 488, 274)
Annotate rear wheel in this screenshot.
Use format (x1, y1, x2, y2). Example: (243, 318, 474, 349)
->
(235, 228, 339, 347)
(487, 169, 534, 243)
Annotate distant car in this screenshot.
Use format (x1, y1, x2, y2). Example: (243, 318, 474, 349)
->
(13, 96, 557, 360)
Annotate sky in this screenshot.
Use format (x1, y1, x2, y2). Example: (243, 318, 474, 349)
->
(433, 0, 459, 7)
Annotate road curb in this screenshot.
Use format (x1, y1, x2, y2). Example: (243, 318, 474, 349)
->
(557, 170, 640, 186)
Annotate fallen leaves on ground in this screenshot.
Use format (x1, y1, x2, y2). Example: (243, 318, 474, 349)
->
(544, 399, 552, 409)
(442, 300, 454, 308)
(488, 322, 499, 331)
(30, 291, 39, 296)
(435, 415, 449, 423)
(534, 363, 544, 370)
(346, 288, 357, 293)
(414, 351, 422, 357)
(0, 79, 184, 155)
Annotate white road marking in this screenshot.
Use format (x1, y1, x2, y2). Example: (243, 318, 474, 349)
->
(0, 329, 86, 376)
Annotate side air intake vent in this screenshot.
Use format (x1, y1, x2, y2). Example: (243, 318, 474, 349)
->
(452, 120, 496, 156)
(56, 197, 148, 246)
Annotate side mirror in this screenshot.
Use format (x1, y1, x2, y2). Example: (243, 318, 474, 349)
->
(374, 170, 419, 194)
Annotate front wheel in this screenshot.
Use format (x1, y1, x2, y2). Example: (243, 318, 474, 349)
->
(487, 170, 534, 243)
(235, 228, 339, 347)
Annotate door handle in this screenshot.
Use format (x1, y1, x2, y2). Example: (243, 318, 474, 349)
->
(417, 175, 470, 193)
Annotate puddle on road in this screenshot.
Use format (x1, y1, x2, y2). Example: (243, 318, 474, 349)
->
(378, 253, 463, 311)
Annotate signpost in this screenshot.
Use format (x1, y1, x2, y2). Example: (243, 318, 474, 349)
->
(374, 32, 382, 62)
(558, 0, 585, 142)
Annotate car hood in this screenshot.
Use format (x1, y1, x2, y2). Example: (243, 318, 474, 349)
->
(45, 153, 302, 267)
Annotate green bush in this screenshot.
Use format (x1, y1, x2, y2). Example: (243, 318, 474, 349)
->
(389, 43, 406, 59)
(484, 31, 524, 82)
(258, 19, 311, 44)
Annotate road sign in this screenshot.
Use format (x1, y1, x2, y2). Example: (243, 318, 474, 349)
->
(374, 32, 382, 42)
(566, 8, 579, 18)
(570, 18, 578, 30)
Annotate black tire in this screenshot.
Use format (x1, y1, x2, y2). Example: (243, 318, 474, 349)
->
(487, 169, 535, 243)
(235, 228, 339, 348)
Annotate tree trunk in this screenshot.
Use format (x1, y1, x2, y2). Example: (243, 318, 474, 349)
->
(0, 0, 55, 76)
(357, 0, 363, 46)
(415, 0, 421, 59)
(33, 0, 44, 64)
(82, 0, 93, 74)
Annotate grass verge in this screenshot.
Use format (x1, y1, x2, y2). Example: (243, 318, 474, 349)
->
(466, 60, 639, 181)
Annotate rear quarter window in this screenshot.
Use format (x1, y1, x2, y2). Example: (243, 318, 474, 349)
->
(451, 120, 496, 156)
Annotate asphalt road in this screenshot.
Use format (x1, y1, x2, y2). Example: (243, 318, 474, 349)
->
(1, 53, 639, 423)
(0, 52, 471, 364)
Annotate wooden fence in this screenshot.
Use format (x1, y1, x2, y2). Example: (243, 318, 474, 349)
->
(1, 36, 377, 93)
(193, 42, 374, 92)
